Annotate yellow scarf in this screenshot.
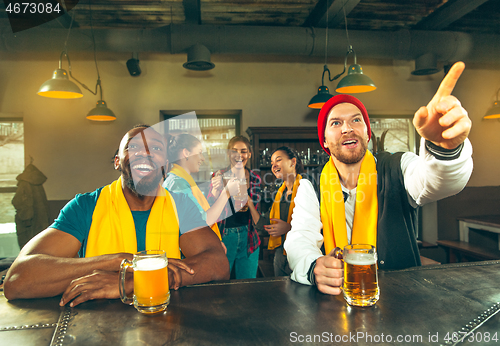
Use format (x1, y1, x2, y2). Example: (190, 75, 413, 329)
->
(86, 177, 181, 258)
(169, 164, 221, 240)
(268, 174, 302, 253)
(320, 151, 378, 254)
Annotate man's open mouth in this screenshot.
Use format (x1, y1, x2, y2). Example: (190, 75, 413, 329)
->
(342, 139, 358, 148)
(131, 162, 156, 176)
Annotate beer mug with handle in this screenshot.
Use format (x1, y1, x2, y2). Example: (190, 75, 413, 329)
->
(334, 244, 379, 307)
(119, 250, 170, 314)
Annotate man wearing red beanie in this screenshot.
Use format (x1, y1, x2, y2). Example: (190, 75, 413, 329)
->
(284, 62, 473, 295)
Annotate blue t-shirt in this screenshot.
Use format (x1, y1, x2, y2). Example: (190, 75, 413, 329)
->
(163, 173, 208, 222)
(51, 186, 208, 257)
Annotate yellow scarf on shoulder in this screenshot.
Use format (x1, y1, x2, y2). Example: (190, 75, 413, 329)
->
(169, 164, 221, 240)
(268, 174, 302, 253)
(86, 177, 181, 258)
(320, 151, 378, 254)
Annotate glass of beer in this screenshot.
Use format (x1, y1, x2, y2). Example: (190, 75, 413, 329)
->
(337, 244, 379, 307)
(119, 250, 170, 315)
(234, 178, 249, 211)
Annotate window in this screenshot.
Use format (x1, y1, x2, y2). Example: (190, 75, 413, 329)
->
(0, 117, 24, 257)
(160, 110, 241, 194)
(368, 116, 418, 154)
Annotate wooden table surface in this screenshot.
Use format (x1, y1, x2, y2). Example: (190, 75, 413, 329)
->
(1, 261, 500, 345)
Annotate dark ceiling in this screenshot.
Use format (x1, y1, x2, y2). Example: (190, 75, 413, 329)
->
(0, 0, 499, 69)
(12, 0, 499, 35)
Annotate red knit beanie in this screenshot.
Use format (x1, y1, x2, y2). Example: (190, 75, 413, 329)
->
(317, 94, 371, 155)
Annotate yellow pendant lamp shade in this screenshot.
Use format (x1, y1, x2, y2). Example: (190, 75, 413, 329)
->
(86, 100, 116, 121)
(484, 101, 500, 120)
(336, 64, 376, 94)
(484, 88, 500, 120)
(38, 69, 83, 99)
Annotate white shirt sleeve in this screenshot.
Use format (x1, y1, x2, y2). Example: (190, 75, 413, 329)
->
(284, 179, 323, 285)
(402, 138, 473, 207)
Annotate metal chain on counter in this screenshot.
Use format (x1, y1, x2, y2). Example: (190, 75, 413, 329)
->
(0, 322, 57, 331)
(50, 306, 77, 346)
(441, 301, 500, 346)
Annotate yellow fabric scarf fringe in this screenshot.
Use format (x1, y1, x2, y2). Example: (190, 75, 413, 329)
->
(169, 164, 221, 240)
(268, 173, 302, 254)
(86, 176, 181, 258)
(320, 151, 378, 254)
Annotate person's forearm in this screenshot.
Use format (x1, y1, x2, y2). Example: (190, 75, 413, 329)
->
(179, 248, 230, 286)
(208, 187, 222, 200)
(4, 253, 129, 300)
(205, 188, 230, 226)
(247, 199, 261, 225)
(403, 138, 473, 206)
(284, 180, 324, 285)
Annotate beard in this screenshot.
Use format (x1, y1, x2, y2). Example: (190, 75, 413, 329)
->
(122, 165, 163, 197)
(330, 135, 368, 164)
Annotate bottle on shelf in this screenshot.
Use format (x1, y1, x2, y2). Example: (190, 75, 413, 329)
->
(312, 149, 320, 165)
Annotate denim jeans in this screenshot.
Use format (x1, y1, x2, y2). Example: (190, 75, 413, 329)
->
(222, 225, 260, 279)
(273, 245, 292, 277)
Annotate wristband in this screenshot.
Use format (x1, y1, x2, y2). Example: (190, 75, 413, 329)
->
(425, 140, 464, 161)
(307, 259, 317, 285)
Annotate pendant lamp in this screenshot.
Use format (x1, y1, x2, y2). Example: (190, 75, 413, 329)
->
(335, 49, 376, 93)
(38, 3, 116, 121)
(308, 65, 333, 109)
(334, 2, 376, 94)
(86, 80, 116, 121)
(307, 0, 375, 108)
(307, 2, 333, 109)
(484, 88, 500, 120)
(38, 51, 83, 99)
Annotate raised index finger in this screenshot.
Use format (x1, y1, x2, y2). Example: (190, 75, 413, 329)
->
(431, 61, 465, 103)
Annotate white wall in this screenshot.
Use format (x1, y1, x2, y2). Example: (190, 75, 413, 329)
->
(0, 52, 498, 200)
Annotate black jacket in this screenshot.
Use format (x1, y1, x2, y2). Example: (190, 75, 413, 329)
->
(306, 152, 421, 270)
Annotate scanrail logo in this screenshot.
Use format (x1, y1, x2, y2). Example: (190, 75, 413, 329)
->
(3, 0, 79, 33)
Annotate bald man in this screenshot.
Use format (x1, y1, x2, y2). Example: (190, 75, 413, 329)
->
(4, 125, 229, 305)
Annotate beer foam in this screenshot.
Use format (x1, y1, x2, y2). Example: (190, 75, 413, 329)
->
(136, 257, 167, 271)
(344, 253, 377, 266)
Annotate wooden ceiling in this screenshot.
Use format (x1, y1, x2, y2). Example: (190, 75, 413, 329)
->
(18, 0, 498, 36)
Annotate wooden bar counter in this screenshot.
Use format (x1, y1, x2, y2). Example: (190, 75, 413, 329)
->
(1, 261, 500, 345)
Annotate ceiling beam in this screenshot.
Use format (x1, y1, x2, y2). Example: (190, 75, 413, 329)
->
(53, 12, 80, 29)
(415, 0, 490, 30)
(303, 0, 360, 28)
(183, 0, 201, 25)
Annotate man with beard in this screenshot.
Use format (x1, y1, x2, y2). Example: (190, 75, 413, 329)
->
(284, 61, 473, 295)
(4, 125, 229, 305)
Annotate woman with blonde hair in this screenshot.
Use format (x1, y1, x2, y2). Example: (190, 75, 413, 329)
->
(208, 136, 261, 279)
